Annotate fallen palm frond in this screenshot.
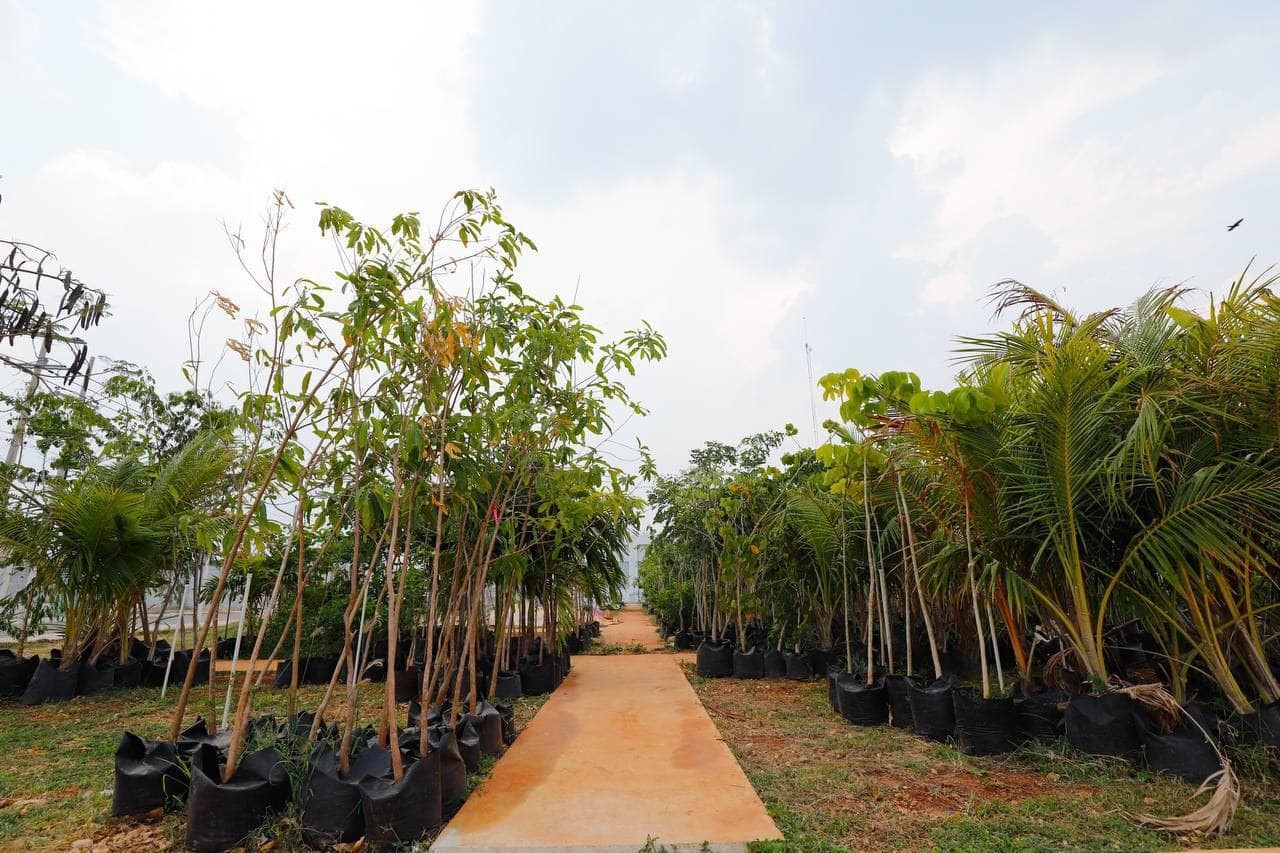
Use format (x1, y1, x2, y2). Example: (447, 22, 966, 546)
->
(1117, 681, 1240, 838)
(1113, 680, 1181, 734)
(1135, 766, 1240, 839)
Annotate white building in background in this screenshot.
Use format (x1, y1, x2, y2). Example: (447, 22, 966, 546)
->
(620, 533, 649, 603)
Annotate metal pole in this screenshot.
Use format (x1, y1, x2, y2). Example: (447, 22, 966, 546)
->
(160, 583, 186, 699)
(353, 578, 371, 682)
(221, 572, 253, 728)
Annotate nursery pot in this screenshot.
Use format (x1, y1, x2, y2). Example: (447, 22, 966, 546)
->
(360, 750, 442, 851)
(731, 646, 765, 679)
(456, 715, 481, 773)
(951, 689, 1018, 756)
(1137, 705, 1222, 785)
(1064, 693, 1141, 760)
(519, 657, 556, 696)
(184, 744, 291, 853)
(763, 649, 787, 679)
(885, 675, 916, 728)
(21, 658, 81, 705)
(114, 658, 143, 689)
(782, 650, 813, 681)
(111, 732, 187, 817)
(495, 671, 522, 700)
(695, 640, 734, 678)
(1235, 699, 1280, 749)
(0, 654, 39, 698)
(301, 745, 365, 848)
(428, 724, 468, 809)
(78, 661, 117, 696)
(908, 679, 956, 742)
(393, 668, 419, 703)
(469, 701, 505, 755)
(1014, 689, 1066, 743)
(836, 675, 889, 726)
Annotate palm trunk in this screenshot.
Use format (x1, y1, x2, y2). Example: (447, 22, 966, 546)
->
(898, 477, 941, 679)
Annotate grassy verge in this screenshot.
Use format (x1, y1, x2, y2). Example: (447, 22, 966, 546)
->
(0, 680, 549, 851)
(682, 665, 1280, 852)
(582, 641, 662, 656)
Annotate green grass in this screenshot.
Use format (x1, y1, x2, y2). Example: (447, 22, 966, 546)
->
(0, 680, 549, 850)
(682, 666, 1280, 852)
(581, 641, 657, 656)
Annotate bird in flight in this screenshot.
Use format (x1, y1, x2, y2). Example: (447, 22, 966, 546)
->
(1227, 218, 1244, 231)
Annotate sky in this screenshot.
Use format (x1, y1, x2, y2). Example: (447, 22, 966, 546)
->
(2, 1, 1278, 476)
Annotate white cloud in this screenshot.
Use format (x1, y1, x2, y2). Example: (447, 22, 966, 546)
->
(96, 0, 486, 211)
(5, 150, 260, 381)
(516, 172, 811, 373)
(511, 171, 813, 467)
(889, 40, 1280, 308)
(920, 269, 970, 304)
(890, 43, 1168, 271)
(2, 3, 813, 471)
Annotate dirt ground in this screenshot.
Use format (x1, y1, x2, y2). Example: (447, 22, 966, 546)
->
(684, 668, 1280, 852)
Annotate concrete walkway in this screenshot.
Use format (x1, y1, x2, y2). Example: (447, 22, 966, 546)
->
(431, 607, 781, 852)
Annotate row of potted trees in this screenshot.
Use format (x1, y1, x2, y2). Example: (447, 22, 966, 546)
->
(642, 274, 1280, 838)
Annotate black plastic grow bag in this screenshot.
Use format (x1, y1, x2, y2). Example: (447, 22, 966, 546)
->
(78, 661, 116, 696)
(952, 690, 1018, 755)
(306, 656, 340, 685)
(1138, 706, 1222, 785)
(166, 650, 210, 687)
(456, 715, 481, 773)
(428, 724, 468, 808)
(1064, 693, 1141, 759)
(176, 717, 232, 762)
(360, 750, 442, 851)
(519, 657, 556, 696)
(0, 654, 38, 697)
(1235, 699, 1280, 749)
(21, 658, 81, 705)
(114, 658, 143, 689)
(909, 679, 955, 742)
(495, 671, 522, 700)
(298, 747, 363, 845)
(111, 732, 187, 816)
(140, 659, 169, 688)
(184, 744, 291, 853)
(273, 657, 302, 689)
(836, 675, 889, 726)
(763, 649, 787, 678)
(810, 648, 837, 676)
(732, 646, 765, 679)
(470, 701, 504, 755)
(696, 640, 733, 678)
(783, 650, 813, 681)
(885, 675, 915, 728)
(1015, 689, 1066, 742)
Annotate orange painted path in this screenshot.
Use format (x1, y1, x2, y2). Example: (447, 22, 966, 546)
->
(431, 607, 781, 852)
(596, 605, 668, 651)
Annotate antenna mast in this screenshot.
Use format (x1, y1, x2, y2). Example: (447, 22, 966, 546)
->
(803, 316, 819, 445)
